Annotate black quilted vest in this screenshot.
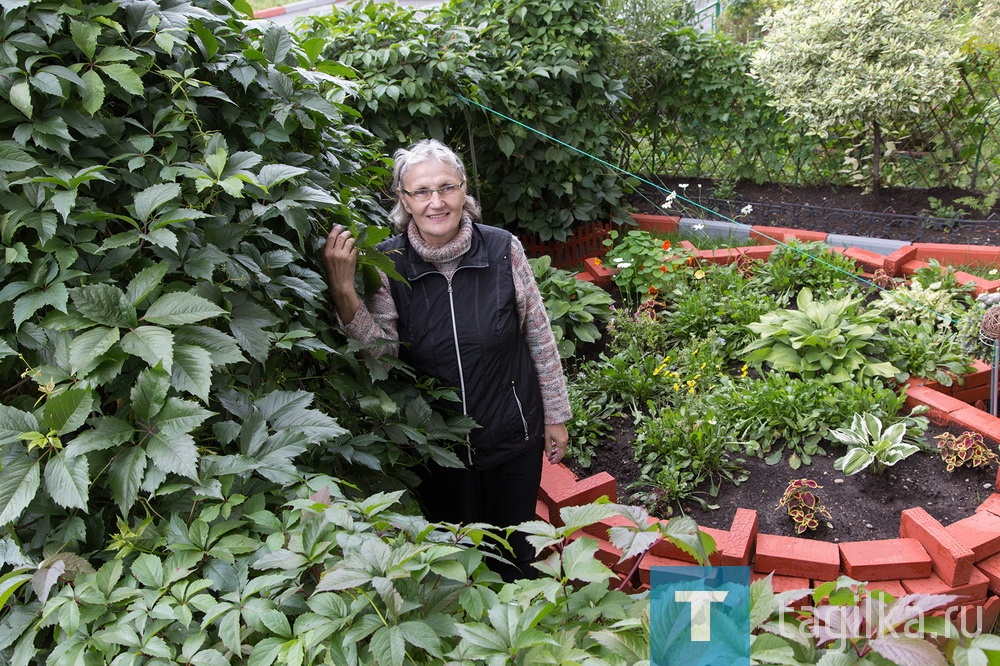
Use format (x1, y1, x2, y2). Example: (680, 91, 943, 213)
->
(378, 223, 545, 469)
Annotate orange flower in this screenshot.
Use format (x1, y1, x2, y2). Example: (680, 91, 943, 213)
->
(593, 258, 602, 266)
(662, 240, 671, 250)
(686, 257, 694, 265)
(648, 285, 658, 294)
(660, 265, 668, 273)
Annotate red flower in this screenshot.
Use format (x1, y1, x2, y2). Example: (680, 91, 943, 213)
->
(648, 285, 658, 294)
(662, 240, 671, 250)
(660, 265, 668, 273)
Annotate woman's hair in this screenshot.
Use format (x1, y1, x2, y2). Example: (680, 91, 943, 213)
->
(388, 139, 481, 232)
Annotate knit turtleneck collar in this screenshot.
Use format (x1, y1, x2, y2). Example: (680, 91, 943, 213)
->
(406, 214, 473, 264)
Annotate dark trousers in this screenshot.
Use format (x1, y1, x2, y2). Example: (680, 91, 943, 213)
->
(415, 440, 544, 582)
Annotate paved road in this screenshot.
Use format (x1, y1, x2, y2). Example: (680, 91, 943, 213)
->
(253, 0, 442, 25)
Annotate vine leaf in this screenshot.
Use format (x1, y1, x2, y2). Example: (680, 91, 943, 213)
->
(144, 293, 226, 326)
(43, 453, 89, 510)
(0, 455, 41, 526)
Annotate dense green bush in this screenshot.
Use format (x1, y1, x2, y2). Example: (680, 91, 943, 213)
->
(0, 2, 732, 661)
(297, 0, 630, 240)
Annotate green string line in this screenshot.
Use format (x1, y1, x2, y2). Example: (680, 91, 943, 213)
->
(457, 93, 962, 326)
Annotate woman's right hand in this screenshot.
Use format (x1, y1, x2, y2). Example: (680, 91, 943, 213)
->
(322, 224, 362, 324)
(322, 225, 359, 289)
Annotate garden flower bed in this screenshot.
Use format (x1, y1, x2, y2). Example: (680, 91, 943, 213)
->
(534, 213, 1000, 631)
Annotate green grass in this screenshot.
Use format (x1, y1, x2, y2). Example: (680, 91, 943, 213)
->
(951, 263, 1000, 279)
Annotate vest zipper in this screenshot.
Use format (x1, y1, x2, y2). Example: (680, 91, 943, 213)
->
(511, 381, 530, 441)
(445, 275, 473, 466)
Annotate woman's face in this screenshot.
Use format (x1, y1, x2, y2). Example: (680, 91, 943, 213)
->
(399, 159, 466, 247)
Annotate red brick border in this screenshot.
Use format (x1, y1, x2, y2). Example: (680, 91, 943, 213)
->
(539, 217, 1000, 628)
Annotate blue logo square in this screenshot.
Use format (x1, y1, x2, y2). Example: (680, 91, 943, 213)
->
(650, 566, 751, 665)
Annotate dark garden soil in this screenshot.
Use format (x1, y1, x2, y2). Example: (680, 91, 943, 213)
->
(563, 180, 1000, 543)
(627, 179, 1000, 246)
(565, 416, 998, 543)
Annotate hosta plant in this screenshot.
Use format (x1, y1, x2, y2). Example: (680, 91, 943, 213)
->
(831, 412, 920, 475)
(742, 287, 898, 384)
(936, 430, 1000, 472)
(776, 478, 832, 534)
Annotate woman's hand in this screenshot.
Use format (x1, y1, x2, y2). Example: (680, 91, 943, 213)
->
(544, 423, 569, 464)
(322, 225, 362, 324)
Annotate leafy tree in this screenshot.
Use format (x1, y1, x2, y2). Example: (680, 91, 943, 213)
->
(299, 0, 630, 241)
(751, 0, 963, 193)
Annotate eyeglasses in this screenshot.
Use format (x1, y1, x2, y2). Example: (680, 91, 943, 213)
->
(400, 180, 465, 202)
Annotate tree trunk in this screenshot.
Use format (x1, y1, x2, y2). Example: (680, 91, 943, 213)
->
(872, 120, 881, 198)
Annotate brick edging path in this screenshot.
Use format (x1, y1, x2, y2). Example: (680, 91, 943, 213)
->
(540, 215, 1000, 632)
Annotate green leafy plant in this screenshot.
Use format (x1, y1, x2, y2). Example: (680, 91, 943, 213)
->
(633, 404, 748, 508)
(936, 430, 1000, 472)
(882, 319, 977, 385)
(921, 195, 969, 222)
(956, 189, 1000, 217)
(17, 474, 702, 665)
(300, 0, 630, 240)
(750, 575, 1000, 664)
(749, 239, 862, 301)
(602, 229, 700, 298)
(529, 255, 614, 358)
(661, 262, 779, 356)
(564, 378, 621, 469)
(742, 287, 898, 384)
(776, 478, 832, 534)
(579, 346, 673, 417)
(708, 374, 924, 468)
(871, 261, 976, 327)
(606, 298, 674, 358)
(831, 412, 920, 475)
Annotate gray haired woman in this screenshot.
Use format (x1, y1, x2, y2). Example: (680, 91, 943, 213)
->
(322, 138, 571, 581)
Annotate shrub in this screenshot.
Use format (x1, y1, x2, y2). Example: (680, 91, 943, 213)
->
(0, 1, 490, 659)
(298, 0, 630, 240)
(751, 0, 963, 193)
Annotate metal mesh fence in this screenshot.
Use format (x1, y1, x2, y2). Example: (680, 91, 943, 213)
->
(626, 47, 1000, 197)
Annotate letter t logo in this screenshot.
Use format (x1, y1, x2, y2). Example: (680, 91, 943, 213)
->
(674, 590, 729, 641)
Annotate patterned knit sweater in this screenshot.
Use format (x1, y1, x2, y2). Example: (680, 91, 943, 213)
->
(341, 217, 572, 425)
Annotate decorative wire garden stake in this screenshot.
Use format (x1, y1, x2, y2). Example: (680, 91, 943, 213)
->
(979, 304, 1000, 416)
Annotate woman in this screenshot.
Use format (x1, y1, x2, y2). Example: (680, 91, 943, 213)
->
(322, 139, 571, 581)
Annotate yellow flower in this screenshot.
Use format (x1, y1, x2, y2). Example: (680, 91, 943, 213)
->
(673, 383, 681, 391)
(694, 269, 706, 280)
